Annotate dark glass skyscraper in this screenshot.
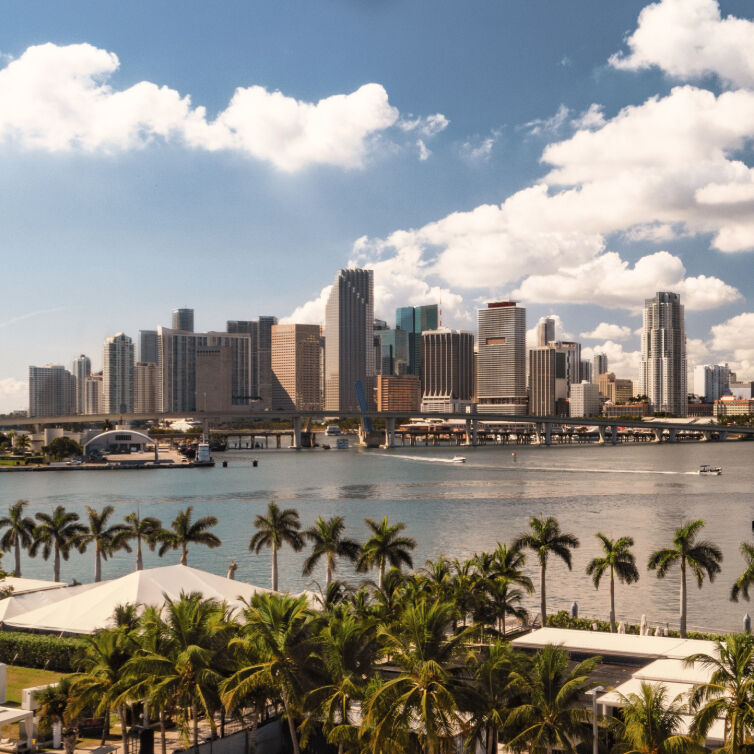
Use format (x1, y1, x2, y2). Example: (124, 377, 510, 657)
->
(395, 304, 439, 380)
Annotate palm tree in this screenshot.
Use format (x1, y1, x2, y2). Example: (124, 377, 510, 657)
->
(586, 533, 640, 633)
(123, 594, 232, 749)
(302, 516, 360, 588)
(14, 433, 30, 453)
(464, 640, 520, 754)
(304, 611, 379, 754)
(36, 677, 79, 754)
(485, 577, 529, 637)
(222, 593, 315, 754)
(731, 542, 754, 603)
(120, 511, 162, 571)
(492, 542, 534, 593)
(30, 506, 87, 582)
(68, 628, 135, 750)
(648, 519, 722, 637)
(156, 506, 221, 566)
(249, 501, 304, 591)
(361, 600, 473, 754)
(686, 634, 754, 752)
(356, 517, 416, 590)
(513, 516, 580, 626)
(506, 644, 599, 754)
(611, 682, 704, 754)
(80, 506, 129, 582)
(0, 500, 36, 576)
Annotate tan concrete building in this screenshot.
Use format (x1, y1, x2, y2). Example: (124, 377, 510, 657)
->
(84, 372, 103, 415)
(134, 362, 159, 414)
(376, 375, 420, 412)
(195, 346, 233, 412)
(598, 372, 634, 404)
(271, 324, 322, 411)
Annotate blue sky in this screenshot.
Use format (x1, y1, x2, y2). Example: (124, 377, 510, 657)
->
(2, 0, 754, 411)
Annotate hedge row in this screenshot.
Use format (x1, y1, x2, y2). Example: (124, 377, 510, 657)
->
(0, 631, 86, 672)
(546, 610, 724, 641)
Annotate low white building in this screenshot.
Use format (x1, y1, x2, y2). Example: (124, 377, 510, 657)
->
(569, 380, 600, 418)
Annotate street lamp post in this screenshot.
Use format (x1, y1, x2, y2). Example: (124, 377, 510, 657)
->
(586, 686, 604, 754)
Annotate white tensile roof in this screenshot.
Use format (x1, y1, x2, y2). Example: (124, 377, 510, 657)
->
(2, 564, 302, 635)
(1, 576, 67, 595)
(0, 582, 99, 623)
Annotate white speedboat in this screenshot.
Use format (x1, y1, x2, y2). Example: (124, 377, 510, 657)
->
(699, 464, 722, 476)
(450, 456, 467, 464)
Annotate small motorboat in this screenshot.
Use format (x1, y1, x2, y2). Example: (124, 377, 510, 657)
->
(699, 464, 722, 476)
(450, 456, 467, 464)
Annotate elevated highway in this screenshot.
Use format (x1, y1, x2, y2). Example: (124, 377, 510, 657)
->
(2, 409, 751, 447)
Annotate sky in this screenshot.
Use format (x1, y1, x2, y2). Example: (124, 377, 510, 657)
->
(2, 0, 754, 412)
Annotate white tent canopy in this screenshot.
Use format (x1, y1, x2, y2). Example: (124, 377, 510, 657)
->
(0, 583, 98, 623)
(2, 564, 303, 635)
(1, 577, 66, 596)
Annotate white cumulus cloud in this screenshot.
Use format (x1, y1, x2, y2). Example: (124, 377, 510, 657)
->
(581, 342, 642, 382)
(610, 0, 754, 89)
(579, 322, 633, 340)
(0, 42, 427, 171)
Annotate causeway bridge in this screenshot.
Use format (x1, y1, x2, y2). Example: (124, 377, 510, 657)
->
(2, 410, 752, 449)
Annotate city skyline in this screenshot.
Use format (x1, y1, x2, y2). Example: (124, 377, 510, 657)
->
(3, 0, 754, 412)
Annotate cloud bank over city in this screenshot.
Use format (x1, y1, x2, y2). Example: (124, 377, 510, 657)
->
(0, 42, 448, 172)
(2, 0, 754, 410)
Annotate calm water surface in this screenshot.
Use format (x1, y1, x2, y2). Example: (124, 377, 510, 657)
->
(1, 440, 753, 633)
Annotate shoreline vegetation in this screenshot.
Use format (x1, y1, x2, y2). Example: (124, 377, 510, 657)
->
(2, 503, 754, 751)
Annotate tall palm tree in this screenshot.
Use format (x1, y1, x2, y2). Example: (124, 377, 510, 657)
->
(222, 593, 315, 754)
(492, 542, 534, 593)
(120, 511, 162, 571)
(506, 644, 598, 754)
(586, 533, 640, 633)
(68, 628, 135, 750)
(361, 600, 473, 754)
(79, 506, 129, 582)
(302, 516, 360, 588)
(485, 577, 529, 637)
(611, 682, 704, 754)
(123, 594, 232, 749)
(686, 634, 754, 752)
(513, 516, 580, 626)
(648, 519, 722, 638)
(356, 517, 416, 590)
(156, 506, 221, 566)
(731, 542, 754, 603)
(30, 506, 87, 582)
(0, 499, 36, 576)
(249, 501, 304, 591)
(464, 640, 520, 754)
(304, 611, 379, 754)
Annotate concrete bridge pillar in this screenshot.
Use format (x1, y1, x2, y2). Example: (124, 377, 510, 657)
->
(668, 428, 678, 443)
(471, 418, 479, 447)
(597, 425, 606, 444)
(464, 419, 472, 446)
(611, 425, 618, 445)
(719, 430, 728, 442)
(292, 416, 302, 450)
(653, 428, 663, 443)
(544, 423, 552, 446)
(701, 431, 710, 442)
(384, 417, 396, 449)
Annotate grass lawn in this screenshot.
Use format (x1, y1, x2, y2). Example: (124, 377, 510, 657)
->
(4, 666, 67, 706)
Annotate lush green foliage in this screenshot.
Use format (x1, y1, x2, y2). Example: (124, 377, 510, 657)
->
(0, 630, 86, 672)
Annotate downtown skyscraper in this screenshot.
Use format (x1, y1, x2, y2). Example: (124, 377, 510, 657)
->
(476, 302, 527, 415)
(640, 292, 687, 415)
(324, 268, 375, 412)
(103, 333, 135, 414)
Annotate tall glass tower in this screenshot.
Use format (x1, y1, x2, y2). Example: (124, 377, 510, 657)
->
(324, 268, 375, 411)
(395, 304, 438, 380)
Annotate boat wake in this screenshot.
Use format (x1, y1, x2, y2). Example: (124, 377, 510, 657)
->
(388, 454, 469, 465)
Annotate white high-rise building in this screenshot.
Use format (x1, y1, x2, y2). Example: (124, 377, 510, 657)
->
(693, 364, 731, 403)
(536, 317, 555, 347)
(592, 353, 608, 383)
(324, 268, 375, 412)
(28, 365, 75, 417)
(476, 302, 527, 415)
(72, 354, 91, 414)
(103, 333, 135, 414)
(84, 373, 103, 415)
(639, 292, 687, 415)
(570, 381, 600, 418)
